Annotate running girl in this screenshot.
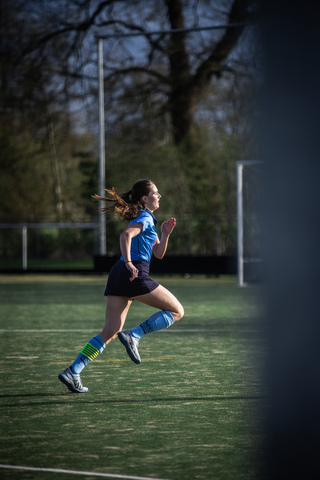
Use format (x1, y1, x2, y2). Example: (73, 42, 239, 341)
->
(58, 179, 184, 393)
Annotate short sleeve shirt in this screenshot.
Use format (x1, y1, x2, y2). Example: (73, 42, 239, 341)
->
(120, 209, 158, 264)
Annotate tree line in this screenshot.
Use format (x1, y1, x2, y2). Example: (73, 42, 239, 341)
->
(0, 0, 262, 258)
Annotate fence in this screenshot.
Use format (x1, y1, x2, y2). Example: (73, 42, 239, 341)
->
(0, 216, 237, 273)
(0, 223, 99, 271)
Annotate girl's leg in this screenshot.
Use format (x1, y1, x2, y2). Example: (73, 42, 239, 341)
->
(98, 296, 133, 344)
(118, 285, 184, 364)
(58, 296, 131, 393)
(70, 296, 132, 372)
(133, 284, 184, 321)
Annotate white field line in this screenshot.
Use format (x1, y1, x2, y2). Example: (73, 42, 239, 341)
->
(0, 329, 99, 332)
(0, 464, 170, 480)
(0, 328, 261, 333)
(6, 356, 39, 359)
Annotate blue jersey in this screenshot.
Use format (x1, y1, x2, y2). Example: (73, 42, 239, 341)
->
(120, 209, 159, 264)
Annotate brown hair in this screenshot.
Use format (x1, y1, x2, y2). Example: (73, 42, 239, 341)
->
(92, 179, 155, 221)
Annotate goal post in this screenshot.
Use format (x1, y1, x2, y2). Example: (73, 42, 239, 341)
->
(237, 161, 264, 286)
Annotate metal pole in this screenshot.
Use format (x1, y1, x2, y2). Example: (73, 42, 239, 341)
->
(22, 226, 27, 271)
(237, 163, 244, 286)
(98, 38, 106, 255)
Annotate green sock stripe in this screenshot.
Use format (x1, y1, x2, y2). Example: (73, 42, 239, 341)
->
(81, 343, 100, 360)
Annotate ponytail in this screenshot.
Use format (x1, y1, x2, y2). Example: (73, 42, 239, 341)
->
(92, 179, 154, 221)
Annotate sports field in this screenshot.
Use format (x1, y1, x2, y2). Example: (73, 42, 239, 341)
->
(0, 274, 266, 480)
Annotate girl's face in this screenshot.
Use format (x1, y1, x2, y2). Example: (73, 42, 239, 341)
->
(143, 184, 161, 212)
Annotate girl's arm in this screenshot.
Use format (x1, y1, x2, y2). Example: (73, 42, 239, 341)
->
(119, 223, 142, 281)
(153, 217, 176, 260)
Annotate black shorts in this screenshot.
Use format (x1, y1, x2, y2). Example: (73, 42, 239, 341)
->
(104, 259, 159, 298)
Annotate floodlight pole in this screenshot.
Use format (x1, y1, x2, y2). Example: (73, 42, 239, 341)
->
(98, 38, 106, 256)
(237, 162, 244, 286)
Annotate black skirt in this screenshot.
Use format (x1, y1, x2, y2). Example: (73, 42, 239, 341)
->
(104, 259, 159, 298)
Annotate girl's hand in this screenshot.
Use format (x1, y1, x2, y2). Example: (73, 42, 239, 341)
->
(125, 261, 139, 281)
(161, 217, 176, 236)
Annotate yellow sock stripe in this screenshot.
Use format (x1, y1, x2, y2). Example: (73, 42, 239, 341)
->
(81, 343, 100, 360)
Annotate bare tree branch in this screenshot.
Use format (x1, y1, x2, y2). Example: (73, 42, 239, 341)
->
(192, 0, 258, 93)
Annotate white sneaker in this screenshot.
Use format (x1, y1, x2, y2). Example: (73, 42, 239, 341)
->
(118, 330, 141, 364)
(58, 367, 89, 393)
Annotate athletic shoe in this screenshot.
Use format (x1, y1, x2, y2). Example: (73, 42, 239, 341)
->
(118, 330, 141, 364)
(58, 367, 89, 393)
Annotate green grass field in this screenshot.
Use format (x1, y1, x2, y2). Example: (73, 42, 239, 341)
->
(0, 275, 266, 480)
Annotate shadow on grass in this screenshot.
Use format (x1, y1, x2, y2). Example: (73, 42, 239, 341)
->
(0, 393, 266, 408)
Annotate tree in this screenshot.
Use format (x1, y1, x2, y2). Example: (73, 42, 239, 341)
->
(0, 0, 262, 256)
(0, 0, 99, 222)
(17, 0, 261, 147)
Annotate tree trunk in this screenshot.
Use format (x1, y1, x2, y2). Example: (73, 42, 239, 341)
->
(165, 0, 255, 146)
(165, 0, 195, 145)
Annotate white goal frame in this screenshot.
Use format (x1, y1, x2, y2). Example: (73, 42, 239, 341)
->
(237, 160, 263, 286)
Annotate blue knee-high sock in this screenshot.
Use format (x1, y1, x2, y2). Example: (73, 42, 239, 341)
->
(70, 335, 105, 374)
(130, 310, 174, 340)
